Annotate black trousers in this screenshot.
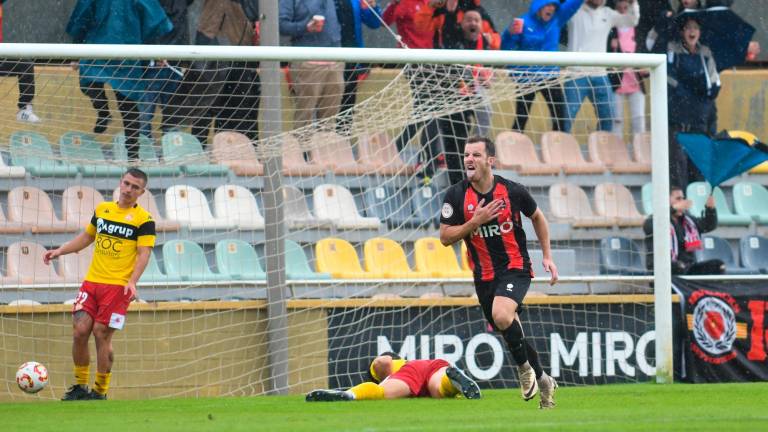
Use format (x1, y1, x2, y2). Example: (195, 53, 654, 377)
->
(512, 84, 566, 132)
(80, 82, 141, 160)
(0, 60, 36, 109)
(439, 110, 475, 185)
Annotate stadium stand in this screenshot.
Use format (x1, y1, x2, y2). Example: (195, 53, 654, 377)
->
(410, 185, 443, 228)
(548, 183, 614, 227)
(213, 184, 265, 230)
(309, 131, 377, 176)
(413, 237, 470, 278)
(140, 253, 179, 283)
(211, 131, 264, 177)
(0, 152, 25, 178)
(593, 183, 645, 227)
(587, 131, 650, 174)
(285, 239, 331, 280)
(9, 131, 78, 177)
(312, 184, 381, 230)
(281, 134, 327, 176)
(62, 185, 105, 228)
(215, 239, 267, 280)
(540, 131, 605, 174)
(112, 134, 182, 176)
(641, 183, 653, 215)
(740, 235, 768, 273)
(59, 131, 123, 177)
(0, 203, 27, 234)
(632, 132, 651, 166)
(363, 237, 430, 278)
(161, 239, 229, 281)
(696, 235, 757, 275)
(161, 132, 231, 176)
(599, 236, 648, 275)
(315, 237, 376, 278)
(6, 241, 66, 284)
(112, 187, 180, 232)
(686, 182, 752, 226)
(59, 244, 94, 283)
(357, 132, 414, 175)
(164, 184, 232, 230)
(281, 185, 332, 229)
(494, 131, 560, 175)
(363, 186, 412, 228)
(733, 182, 768, 224)
(7, 186, 78, 233)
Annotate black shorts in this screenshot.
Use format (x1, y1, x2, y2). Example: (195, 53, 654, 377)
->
(475, 271, 531, 331)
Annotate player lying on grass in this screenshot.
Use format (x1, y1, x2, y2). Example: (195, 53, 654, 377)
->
(306, 352, 481, 401)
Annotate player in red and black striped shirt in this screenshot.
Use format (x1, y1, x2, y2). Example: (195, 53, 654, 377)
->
(439, 136, 560, 409)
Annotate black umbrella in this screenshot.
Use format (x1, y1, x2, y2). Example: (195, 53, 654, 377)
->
(675, 7, 756, 71)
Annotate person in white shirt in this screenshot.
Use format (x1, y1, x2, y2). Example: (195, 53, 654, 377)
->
(563, 0, 639, 133)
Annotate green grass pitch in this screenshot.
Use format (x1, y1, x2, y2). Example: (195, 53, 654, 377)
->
(3, 383, 767, 431)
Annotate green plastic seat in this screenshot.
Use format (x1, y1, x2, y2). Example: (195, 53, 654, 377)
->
(161, 240, 229, 282)
(112, 134, 182, 176)
(641, 183, 653, 216)
(215, 239, 266, 280)
(139, 252, 181, 283)
(285, 239, 331, 280)
(9, 131, 78, 177)
(687, 182, 752, 226)
(733, 182, 768, 224)
(59, 131, 123, 177)
(161, 132, 230, 176)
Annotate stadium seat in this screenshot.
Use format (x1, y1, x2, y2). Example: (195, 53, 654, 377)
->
(161, 132, 231, 176)
(211, 132, 264, 176)
(548, 183, 614, 227)
(281, 185, 332, 228)
(7, 186, 78, 233)
(62, 185, 105, 228)
(540, 132, 605, 174)
(140, 252, 179, 283)
(593, 183, 645, 226)
(6, 241, 66, 284)
(309, 131, 377, 175)
(0, 152, 26, 178)
(112, 187, 180, 232)
(312, 184, 381, 230)
(161, 240, 229, 281)
(215, 239, 266, 280)
(733, 182, 768, 224)
(363, 237, 430, 278)
(357, 132, 414, 175)
(413, 237, 469, 278)
(9, 131, 78, 177)
(59, 245, 94, 283)
(632, 132, 651, 165)
(696, 235, 757, 275)
(460, 241, 470, 272)
(750, 161, 768, 174)
(213, 185, 265, 230)
(281, 134, 327, 176)
(495, 131, 560, 175)
(315, 238, 376, 278)
(165, 185, 232, 230)
(641, 183, 653, 215)
(588, 131, 650, 173)
(409, 184, 443, 228)
(740, 235, 768, 273)
(599, 236, 648, 275)
(112, 134, 182, 176)
(363, 186, 413, 228)
(686, 182, 751, 226)
(285, 239, 331, 280)
(59, 131, 123, 177)
(0, 203, 27, 234)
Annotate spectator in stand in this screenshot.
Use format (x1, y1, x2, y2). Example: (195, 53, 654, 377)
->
(634, 0, 670, 52)
(502, 0, 583, 133)
(382, 0, 434, 48)
(609, 0, 646, 136)
(666, 16, 720, 189)
(335, 0, 382, 134)
(279, 0, 344, 131)
(644, 0, 700, 53)
(563, 0, 639, 133)
(0, 1, 41, 123)
(66, 0, 172, 162)
(436, 5, 493, 185)
(643, 186, 723, 275)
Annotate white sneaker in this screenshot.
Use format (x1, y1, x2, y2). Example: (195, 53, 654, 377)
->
(16, 105, 40, 124)
(518, 365, 538, 401)
(538, 373, 558, 409)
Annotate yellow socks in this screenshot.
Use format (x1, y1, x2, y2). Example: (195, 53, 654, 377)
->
(349, 382, 385, 400)
(439, 373, 459, 398)
(94, 372, 111, 395)
(74, 365, 89, 386)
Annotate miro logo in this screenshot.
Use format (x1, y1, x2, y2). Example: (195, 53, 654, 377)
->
(96, 218, 134, 238)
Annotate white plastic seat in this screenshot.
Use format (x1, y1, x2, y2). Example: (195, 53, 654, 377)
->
(164, 185, 232, 230)
(7, 241, 66, 285)
(0, 153, 25, 178)
(62, 186, 105, 228)
(213, 184, 265, 230)
(312, 184, 380, 230)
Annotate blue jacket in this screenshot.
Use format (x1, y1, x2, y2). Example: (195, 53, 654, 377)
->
(279, 0, 341, 47)
(346, 0, 382, 48)
(67, 0, 173, 100)
(501, 0, 583, 78)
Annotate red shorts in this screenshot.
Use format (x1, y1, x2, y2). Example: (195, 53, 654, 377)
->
(72, 281, 131, 330)
(388, 359, 450, 397)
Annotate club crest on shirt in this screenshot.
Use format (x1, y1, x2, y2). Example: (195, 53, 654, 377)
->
(441, 203, 454, 218)
(467, 204, 474, 212)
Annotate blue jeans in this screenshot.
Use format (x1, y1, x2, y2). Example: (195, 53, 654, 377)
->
(563, 75, 616, 132)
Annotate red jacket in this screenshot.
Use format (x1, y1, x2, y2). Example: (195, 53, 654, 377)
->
(382, 0, 434, 49)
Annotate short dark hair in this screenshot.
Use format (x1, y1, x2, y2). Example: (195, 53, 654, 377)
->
(123, 167, 148, 186)
(466, 135, 495, 157)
